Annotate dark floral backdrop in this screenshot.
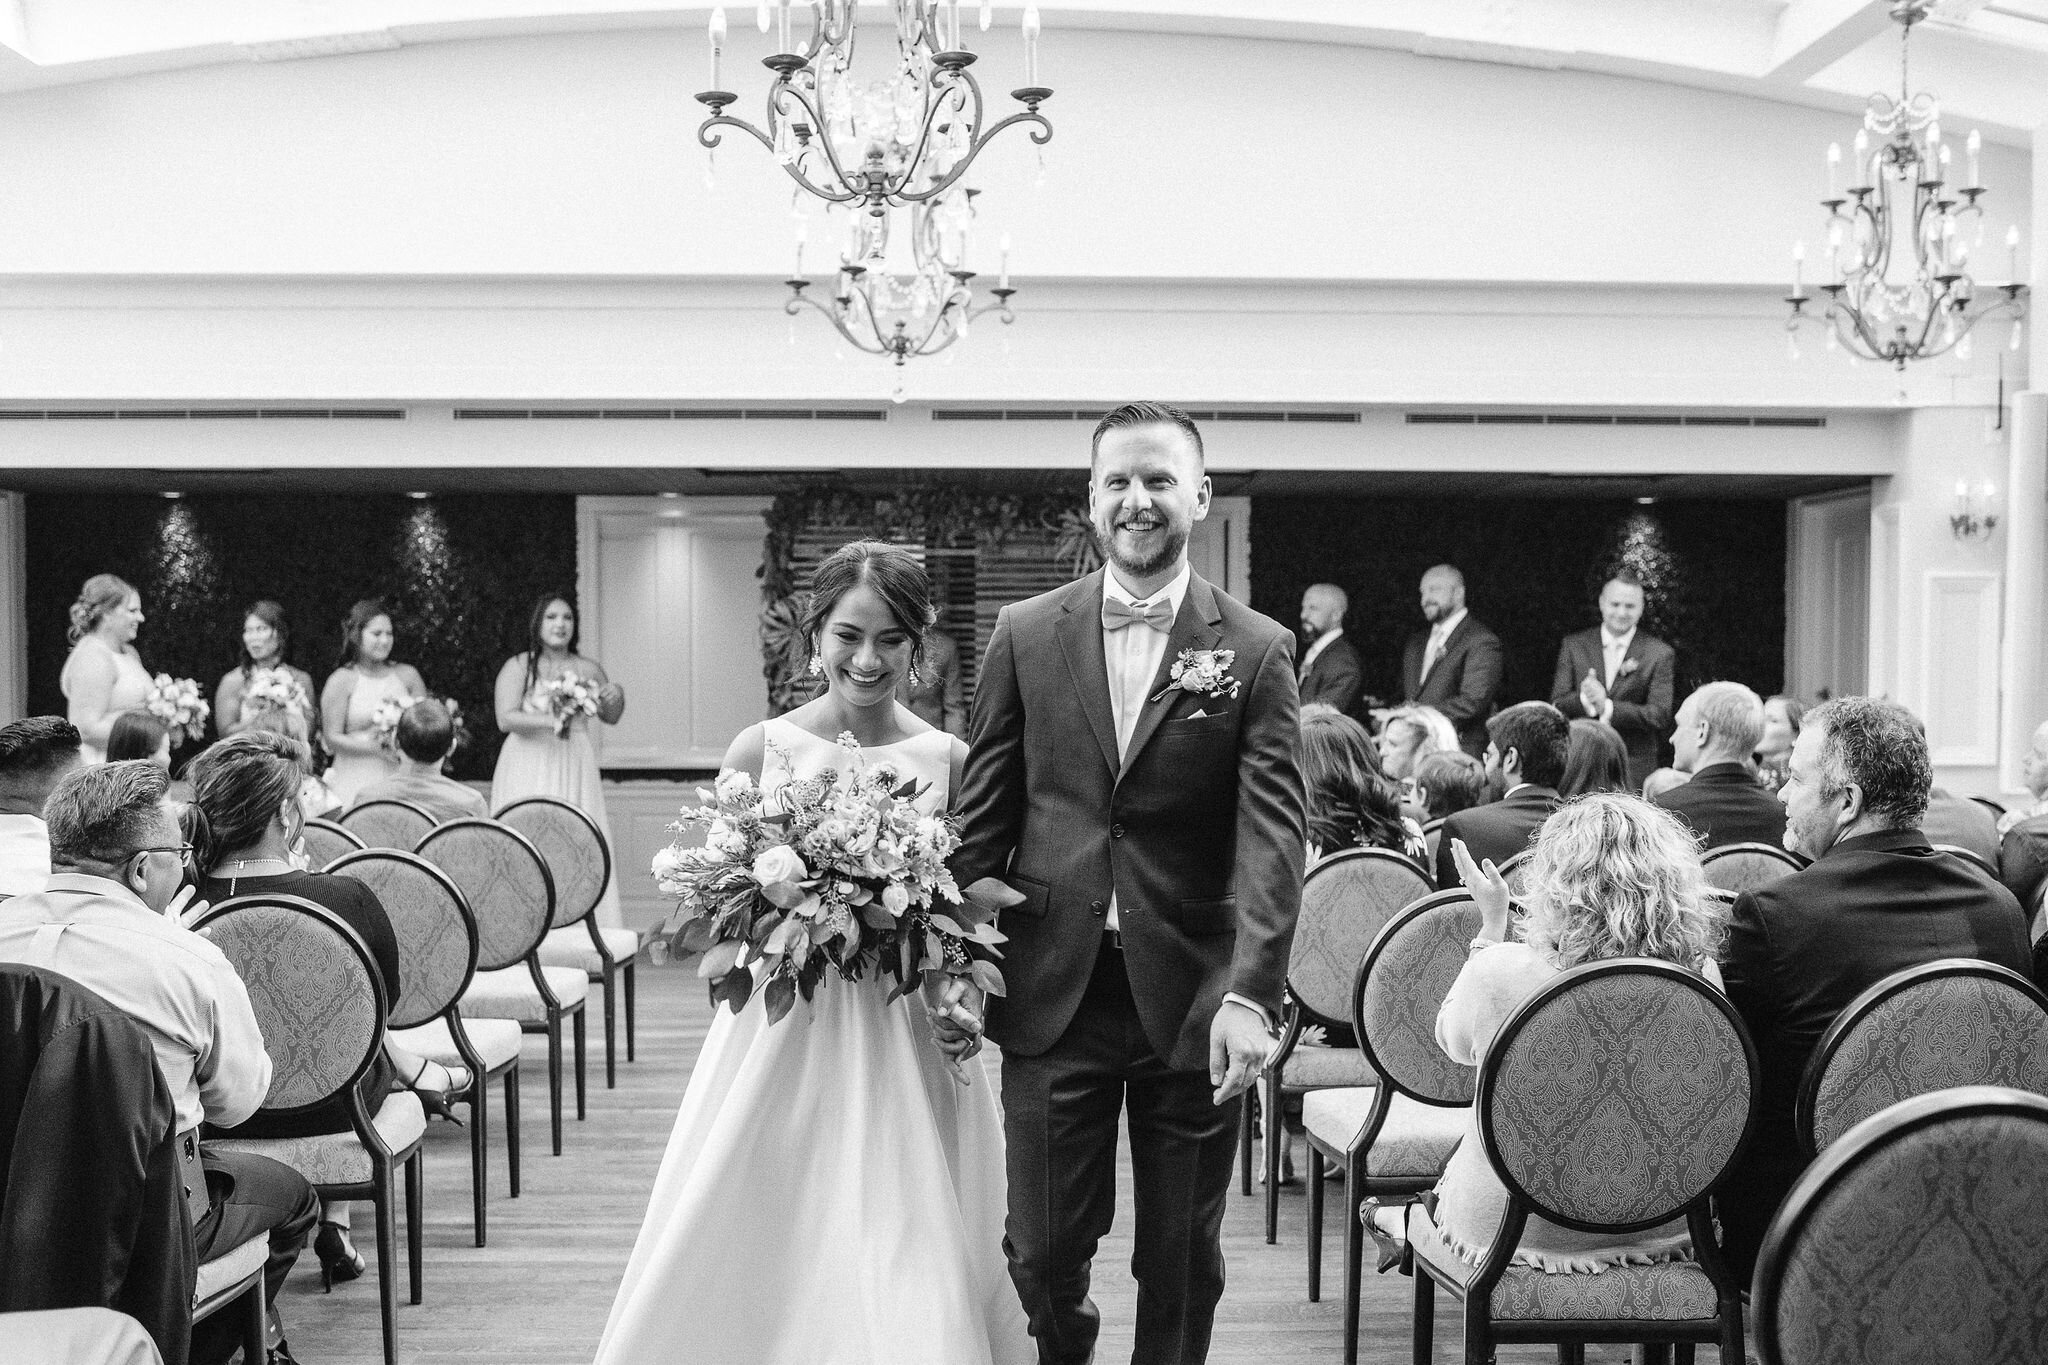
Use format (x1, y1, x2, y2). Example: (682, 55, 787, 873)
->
(25, 494, 579, 780)
(1249, 496, 1788, 715)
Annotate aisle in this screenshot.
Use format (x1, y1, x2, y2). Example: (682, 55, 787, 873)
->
(284, 962, 1710, 1364)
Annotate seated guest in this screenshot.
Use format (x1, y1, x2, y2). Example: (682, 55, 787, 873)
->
(104, 712, 171, 770)
(1718, 697, 2032, 1279)
(1363, 794, 1727, 1271)
(0, 717, 83, 896)
(1435, 702, 1569, 888)
(354, 698, 488, 823)
(1656, 681, 1786, 849)
(1755, 693, 1804, 793)
(1558, 718, 1630, 798)
(245, 709, 342, 820)
(1922, 785, 2002, 869)
(1411, 749, 1488, 822)
(1297, 584, 1365, 715)
(1299, 704, 1425, 866)
(186, 730, 470, 1288)
(1375, 707, 1437, 786)
(1642, 767, 1690, 801)
(0, 761, 318, 1365)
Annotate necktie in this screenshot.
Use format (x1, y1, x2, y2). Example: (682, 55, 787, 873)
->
(1102, 596, 1173, 633)
(1421, 628, 1446, 680)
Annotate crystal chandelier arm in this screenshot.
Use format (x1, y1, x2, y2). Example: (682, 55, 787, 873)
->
(893, 105, 1054, 204)
(766, 78, 865, 203)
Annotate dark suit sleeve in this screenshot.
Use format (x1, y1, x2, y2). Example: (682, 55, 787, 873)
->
(1437, 631, 1501, 729)
(1608, 644, 1675, 740)
(1434, 814, 1461, 888)
(1306, 646, 1363, 715)
(1229, 629, 1307, 1015)
(1718, 888, 1778, 1044)
(950, 608, 1027, 888)
(1551, 639, 1589, 717)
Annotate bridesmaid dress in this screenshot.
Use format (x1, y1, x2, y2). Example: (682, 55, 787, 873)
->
(60, 636, 156, 765)
(325, 670, 416, 807)
(489, 665, 623, 929)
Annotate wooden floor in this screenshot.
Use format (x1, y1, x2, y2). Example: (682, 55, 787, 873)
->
(285, 964, 1732, 1364)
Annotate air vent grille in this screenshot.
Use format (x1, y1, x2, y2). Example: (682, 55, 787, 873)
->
(452, 407, 888, 422)
(932, 409, 1360, 424)
(0, 408, 405, 421)
(1406, 412, 1826, 429)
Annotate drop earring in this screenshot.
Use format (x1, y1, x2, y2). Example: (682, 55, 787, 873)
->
(907, 663, 923, 687)
(808, 656, 825, 677)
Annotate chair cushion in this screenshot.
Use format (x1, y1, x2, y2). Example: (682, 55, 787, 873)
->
(1301, 1087, 1465, 1177)
(535, 924, 641, 976)
(193, 1233, 269, 1309)
(460, 964, 589, 1023)
(1410, 1203, 1718, 1321)
(390, 1015, 522, 1073)
(210, 1090, 427, 1187)
(1282, 1045, 1376, 1089)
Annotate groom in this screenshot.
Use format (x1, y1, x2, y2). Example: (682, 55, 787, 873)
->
(951, 402, 1305, 1365)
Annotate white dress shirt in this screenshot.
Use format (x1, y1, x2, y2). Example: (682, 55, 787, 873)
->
(1299, 627, 1343, 678)
(1421, 608, 1468, 682)
(1600, 627, 1636, 687)
(0, 813, 51, 896)
(0, 873, 272, 1131)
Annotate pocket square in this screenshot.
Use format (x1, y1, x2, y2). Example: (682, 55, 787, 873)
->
(1182, 709, 1211, 720)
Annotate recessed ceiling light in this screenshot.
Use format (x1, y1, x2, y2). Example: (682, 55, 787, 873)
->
(658, 491, 682, 500)
(161, 491, 182, 500)
(409, 491, 430, 500)
(1636, 496, 1657, 505)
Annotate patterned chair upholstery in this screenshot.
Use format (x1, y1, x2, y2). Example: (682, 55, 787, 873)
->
(417, 818, 587, 1157)
(340, 799, 437, 852)
(1412, 960, 1757, 1365)
(1699, 841, 1803, 896)
(302, 817, 365, 871)
(332, 849, 517, 1247)
(1797, 959, 2048, 1155)
(1754, 1086, 2048, 1365)
(1302, 889, 1481, 1365)
(193, 895, 425, 1365)
(1254, 848, 1432, 1240)
(1498, 851, 1533, 900)
(499, 796, 640, 1089)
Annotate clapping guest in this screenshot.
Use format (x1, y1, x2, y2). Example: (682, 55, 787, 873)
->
(215, 601, 317, 738)
(1362, 794, 1726, 1273)
(1434, 702, 1570, 887)
(59, 574, 154, 765)
(1656, 682, 1785, 850)
(1755, 694, 1804, 793)
(1299, 705, 1426, 867)
(0, 718, 83, 896)
(321, 599, 428, 807)
(357, 699, 488, 823)
(1558, 718, 1630, 798)
(1551, 572, 1675, 789)
(1410, 749, 1488, 822)
(1297, 584, 1365, 715)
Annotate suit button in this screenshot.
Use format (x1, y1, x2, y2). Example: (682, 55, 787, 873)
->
(1111, 824, 1125, 839)
(1090, 900, 1106, 916)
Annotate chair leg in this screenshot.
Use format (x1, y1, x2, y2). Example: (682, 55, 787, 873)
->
(405, 1150, 423, 1306)
(1239, 1085, 1254, 1198)
(1461, 1308, 1491, 1365)
(1720, 1303, 1746, 1365)
(601, 962, 618, 1089)
(624, 960, 637, 1063)
(505, 1062, 522, 1196)
(240, 1281, 266, 1365)
(1264, 1075, 1283, 1245)
(1307, 1146, 1325, 1302)
(470, 1072, 488, 1247)
(547, 1014, 564, 1155)
(1673, 1345, 1696, 1365)
(1341, 1160, 1363, 1365)
(573, 1006, 587, 1120)
(1557, 1347, 1585, 1365)
(1412, 1268, 1434, 1365)
(374, 1162, 399, 1365)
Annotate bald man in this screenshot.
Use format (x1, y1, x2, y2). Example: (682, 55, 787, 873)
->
(1399, 564, 1503, 756)
(1297, 583, 1364, 714)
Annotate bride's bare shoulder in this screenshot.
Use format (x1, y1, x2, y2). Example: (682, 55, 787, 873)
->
(720, 723, 768, 778)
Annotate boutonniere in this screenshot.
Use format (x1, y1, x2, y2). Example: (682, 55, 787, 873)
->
(1152, 648, 1240, 702)
(1618, 657, 1641, 678)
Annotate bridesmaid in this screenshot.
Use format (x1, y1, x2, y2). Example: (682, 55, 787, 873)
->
(215, 600, 317, 737)
(320, 599, 428, 808)
(59, 573, 155, 764)
(491, 594, 626, 927)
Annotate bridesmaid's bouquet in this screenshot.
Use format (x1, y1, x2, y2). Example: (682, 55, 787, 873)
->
(244, 667, 312, 720)
(369, 692, 419, 752)
(534, 674, 602, 737)
(144, 674, 210, 746)
(649, 733, 1008, 1034)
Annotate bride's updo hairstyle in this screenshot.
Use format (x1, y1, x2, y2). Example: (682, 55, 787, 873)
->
(336, 597, 390, 671)
(68, 573, 138, 644)
(183, 730, 309, 873)
(801, 541, 937, 675)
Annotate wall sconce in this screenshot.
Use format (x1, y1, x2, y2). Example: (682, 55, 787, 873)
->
(1951, 479, 2000, 541)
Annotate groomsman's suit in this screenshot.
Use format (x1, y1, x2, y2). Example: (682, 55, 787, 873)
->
(954, 564, 1304, 1365)
(1298, 629, 1365, 716)
(1400, 613, 1503, 756)
(1551, 627, 1675, 789)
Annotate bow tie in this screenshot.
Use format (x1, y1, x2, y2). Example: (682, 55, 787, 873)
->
(1102, 595, 1174, 633)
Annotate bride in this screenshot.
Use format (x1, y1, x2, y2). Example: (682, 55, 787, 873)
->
(595, 541, 1032, 1365)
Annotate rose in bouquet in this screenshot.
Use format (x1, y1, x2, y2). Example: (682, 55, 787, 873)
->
(533, 674, 602, 738)
(244, 667, 312, 721)
(368, 692, 419, 752)
(144, 674, 210, 746)
(649, 734, 1011, 1064)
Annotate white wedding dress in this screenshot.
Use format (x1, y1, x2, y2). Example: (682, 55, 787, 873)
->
(594, 718, 1033, 1365)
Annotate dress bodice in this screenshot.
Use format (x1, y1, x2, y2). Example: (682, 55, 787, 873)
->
(61, 636, 154, 711)
(759, 716, 952, 816)
(343, 669, 415, 733)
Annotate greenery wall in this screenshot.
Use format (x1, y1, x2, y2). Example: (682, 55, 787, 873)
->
(1249, 497, 1788, 713)
(25, 494, 578, 780)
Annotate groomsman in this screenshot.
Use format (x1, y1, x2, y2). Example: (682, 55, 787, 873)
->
(1551, 572, 1675, 789)
(1296, 583, 1364, 715)
(1398, 564, 1502, 756)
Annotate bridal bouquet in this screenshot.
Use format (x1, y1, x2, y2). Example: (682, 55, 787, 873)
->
(369, 692, 418, 751)
(144, 674, 210, 745)
(244, 667, 312, 720)
(649, 733, 1009, 1034)
(534, 674, 602, 737)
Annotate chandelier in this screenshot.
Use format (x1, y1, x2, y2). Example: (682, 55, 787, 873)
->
(1785, 1, 2027, 369)
(699, 1, 1052, 212)
(787, 189, 1017, 368)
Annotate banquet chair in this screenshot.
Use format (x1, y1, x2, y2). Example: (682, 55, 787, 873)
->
(196, 895, 425, 1365)
(1969, 793, 2009, 822)
(1753, 1086, 2048, 1365)
(498, 796, 639, 1088)
(1421, 817, 1447, 869)
(417, 818, 587, 1156)
(1408, 960, 1758, 1365)
(12, 1307, 169, 1365)
(302, 817, 365, 871)
(1698, 841, 1803, 896)
(1496, 850, 1533, 900)
(330, 847, 518, 1246)
(1930, 842, 1999, 879)
(1795, 958, 2048, 1157)
(1301, 889, 1476, 1365)
(339, 799, 437, 852)
(1252, 848, 1432, 1243)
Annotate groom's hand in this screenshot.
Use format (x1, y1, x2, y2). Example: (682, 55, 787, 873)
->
(1209, 1000, 1277, 1105)
(925, 978, 986, 1061)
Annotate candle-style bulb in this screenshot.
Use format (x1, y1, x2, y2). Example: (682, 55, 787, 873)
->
(710, 7, 727, 45)
(757, 3, 770, 32)
(980, 0, 992, 31)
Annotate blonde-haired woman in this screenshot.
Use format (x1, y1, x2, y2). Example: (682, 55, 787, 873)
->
(1364, 792, 1727, 1273)
(59, 573, 155, 765)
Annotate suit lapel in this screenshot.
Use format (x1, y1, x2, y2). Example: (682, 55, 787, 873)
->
(1055, 572, 1120, 774)
(1118, 573, 1225, 784)
(1614, 632, 1649, 696)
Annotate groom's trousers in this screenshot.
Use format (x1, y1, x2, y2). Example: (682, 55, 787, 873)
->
(1001, 935, 1241, 1365)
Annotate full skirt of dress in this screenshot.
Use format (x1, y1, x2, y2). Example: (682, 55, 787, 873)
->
(593, 972, 1032, 1365)
(491, 720, 622, 929)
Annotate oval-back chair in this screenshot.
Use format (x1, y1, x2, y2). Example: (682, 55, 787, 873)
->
(497, 796, 639, 1089)
(1497, 850, 1534, 900)
(194, 894, 425, 1365)
(302, 817, 365, 871)
(1930, 843, 1999, 879)
(1795, 958, 2048, 1156)
(1699, 841, 1803, 896)
(1421, 817, 1448, 869)
(340, 799, 437, 852)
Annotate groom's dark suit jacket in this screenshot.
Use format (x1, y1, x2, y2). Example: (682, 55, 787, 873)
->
(952, 569, 1306, 1072)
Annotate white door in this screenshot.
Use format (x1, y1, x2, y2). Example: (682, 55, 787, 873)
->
(1786, 488, 1871, 701)
(1188, 495, 1252, 603)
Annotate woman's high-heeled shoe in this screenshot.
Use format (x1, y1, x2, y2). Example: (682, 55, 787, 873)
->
(313, 1221, 365, 1292)
(1359, 1197, 1417, 1275)
(404, 1058, 470, 1125)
